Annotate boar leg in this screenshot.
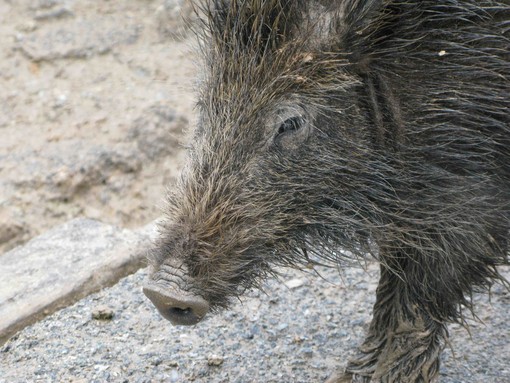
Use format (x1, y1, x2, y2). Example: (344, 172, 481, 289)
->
(329, 262, 449, 383)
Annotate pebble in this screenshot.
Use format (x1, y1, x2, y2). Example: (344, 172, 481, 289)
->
(284, 278, 305, 289)
(207, 355, 224, 367)
(301, 347, 313, 358)
(91, 305, 114, 320)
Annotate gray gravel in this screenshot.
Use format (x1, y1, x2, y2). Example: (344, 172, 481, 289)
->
(1, 264, 509, 383)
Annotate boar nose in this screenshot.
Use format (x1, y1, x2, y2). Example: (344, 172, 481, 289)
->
(143, 284, 209, 326)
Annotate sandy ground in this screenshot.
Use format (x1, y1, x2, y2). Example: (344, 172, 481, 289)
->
(0, 0, 195, 254)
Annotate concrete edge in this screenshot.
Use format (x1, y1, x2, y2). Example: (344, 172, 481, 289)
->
(0, 218, 160, 346)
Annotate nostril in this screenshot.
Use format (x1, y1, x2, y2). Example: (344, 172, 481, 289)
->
(168, 306, 193, 319)
(143, 284, 209, 326)
(170, 306, 190, 315)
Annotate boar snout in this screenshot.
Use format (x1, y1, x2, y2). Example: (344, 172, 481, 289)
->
(143, 283, 209, 326)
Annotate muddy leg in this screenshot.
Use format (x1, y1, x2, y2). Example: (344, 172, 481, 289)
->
(328, 263, 448, 383)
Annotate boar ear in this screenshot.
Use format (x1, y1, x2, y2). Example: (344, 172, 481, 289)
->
(203, 0, 308, 58)
(299, 1, 387, 70)
(312, 1, 384, 43)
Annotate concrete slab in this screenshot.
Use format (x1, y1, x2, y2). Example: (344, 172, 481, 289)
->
(0, 217, 155, 345)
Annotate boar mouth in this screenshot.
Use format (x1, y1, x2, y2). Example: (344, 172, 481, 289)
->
(143, 282, 210, 326)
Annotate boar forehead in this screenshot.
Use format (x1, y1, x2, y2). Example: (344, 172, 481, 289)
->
(194, 0, 355, 137)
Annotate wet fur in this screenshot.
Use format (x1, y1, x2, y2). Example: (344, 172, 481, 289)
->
(149, 1, 510, 381)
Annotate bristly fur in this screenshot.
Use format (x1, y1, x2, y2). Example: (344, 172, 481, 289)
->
(148, 1, 509, 381)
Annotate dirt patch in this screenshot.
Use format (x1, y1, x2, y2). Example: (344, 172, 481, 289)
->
(0, 0, 197, 254)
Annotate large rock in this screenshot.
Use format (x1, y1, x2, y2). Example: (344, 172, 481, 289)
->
(0, 218, 155, 345)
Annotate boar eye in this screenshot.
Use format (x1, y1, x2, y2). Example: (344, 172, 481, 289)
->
(276, 116, 304, 137)
(271, 108, 311, 149)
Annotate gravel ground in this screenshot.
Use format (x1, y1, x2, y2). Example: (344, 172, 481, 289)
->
(1, 264, 508, 383)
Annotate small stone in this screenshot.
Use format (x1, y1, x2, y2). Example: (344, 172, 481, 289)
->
(302, 347, 313, 358)
(16, 21, 38, 33)
(207, 354, 224, 367)
(285, 278, 305, 289)
(169, 370, 180, 382)
(32, 0, 61, 10)
(91, 305, 114, 320)
(94, 364, 109, 372)
(151, 357, 163, 366)
(34, 7, 74, 21)
(0, 209, 24, 244)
